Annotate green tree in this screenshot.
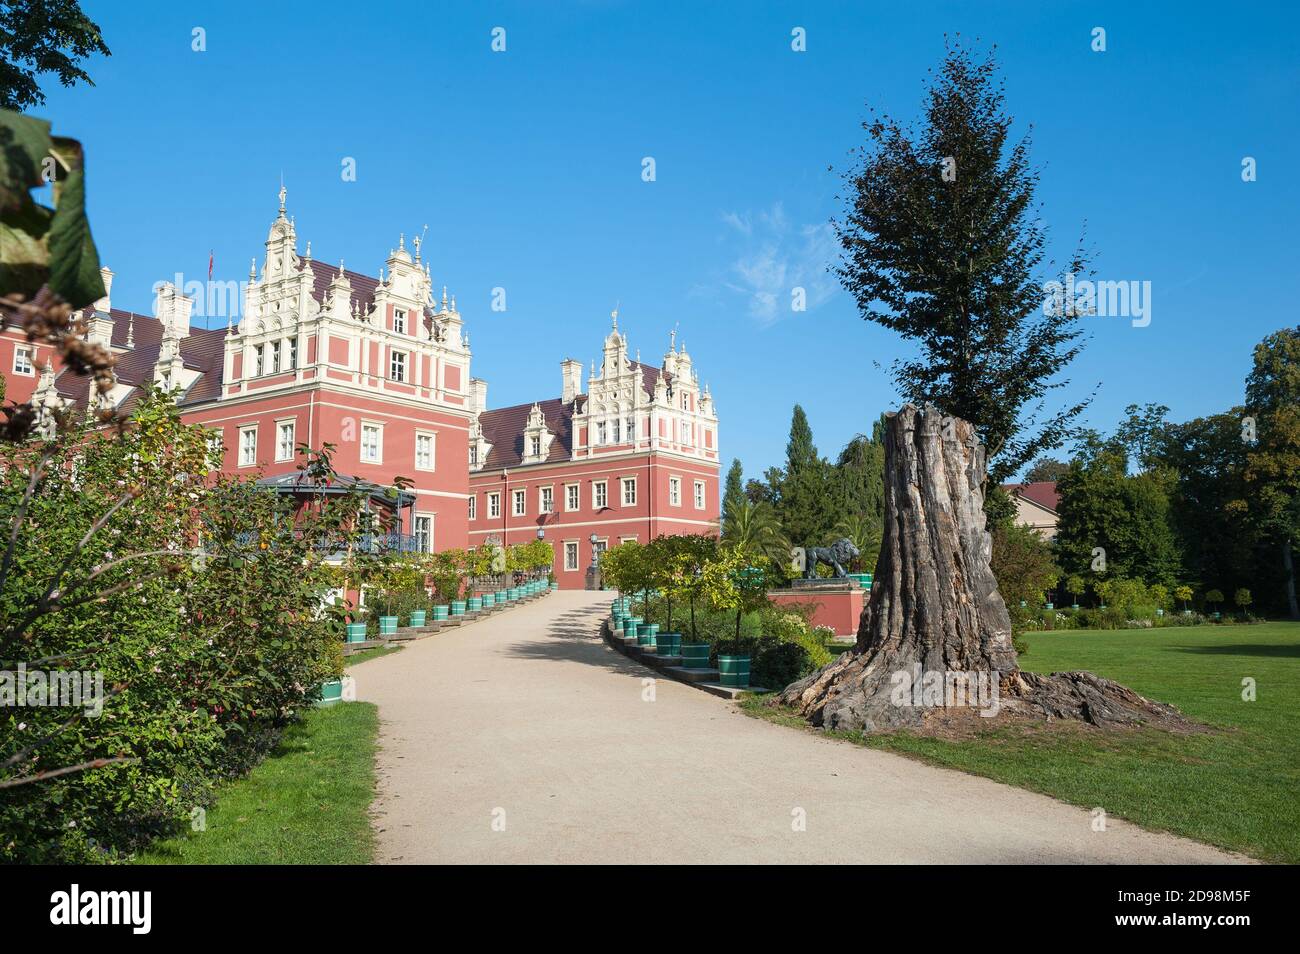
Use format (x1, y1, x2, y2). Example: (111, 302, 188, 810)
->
(1174, 584, 1194, 613)
(722, 458, 745, 528)
(1236, 327, 1300, 618)
(833, 41, 1091, 482)
(0, 0, 110, 110)
(1023, 457, 1070, 483)
(785, 405, 817, 475)
(990, 521, 1060, 608)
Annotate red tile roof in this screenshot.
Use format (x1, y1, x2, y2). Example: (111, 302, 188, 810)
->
(57, 306, 227, 409)
(475, 360, 672, 470)
(1003, 481, 1060, 513)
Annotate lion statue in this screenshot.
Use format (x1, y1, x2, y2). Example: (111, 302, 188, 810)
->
(803, 538, 860, 579)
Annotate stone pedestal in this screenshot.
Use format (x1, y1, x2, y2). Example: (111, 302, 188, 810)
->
(768, 580, 865, 638)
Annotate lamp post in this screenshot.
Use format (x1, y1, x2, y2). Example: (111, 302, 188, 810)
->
(536, 527, 546, 582)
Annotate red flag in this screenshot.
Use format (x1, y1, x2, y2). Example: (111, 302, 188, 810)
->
(208, 250, 214, 281)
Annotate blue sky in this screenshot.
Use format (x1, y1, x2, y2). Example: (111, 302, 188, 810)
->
(36, 0, 1300, 480)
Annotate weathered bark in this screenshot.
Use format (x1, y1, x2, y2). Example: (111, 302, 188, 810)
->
(1282, 539, 1299, 620)
(777, 404, 1194, 734)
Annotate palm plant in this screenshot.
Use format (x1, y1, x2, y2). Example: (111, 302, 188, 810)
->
(721, 499, 789, 567)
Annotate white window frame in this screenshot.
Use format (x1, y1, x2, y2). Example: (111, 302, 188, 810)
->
(413, 513, 433, 553)
(238, 424, 258, 467)
(390, 350, 407, 382)
(669, 476, 681, 506)
(393, 308, 407, 335)
(565, 483, 580, 512)
(530, 434, 542, 458)
(622, 477, 637, 506)
(564, 540, 579, 571)
(488, 492, 501, 518)
(539, 485, 554, 514)
(512, 488, 526, 517)
(360, 421, 383, 463)
(596, 421, 606, 445)
(694, 480, 706, 510)
(286, 338, 297, 370)
(253, 344, 264, 377)
(593, 480, 607, 509)
(275, 419, 295, 462)
(468, 495, 477, 521)
(269, 340, 281, 374)
(12, 346, 34, 376)
(415, 431, 436, 471)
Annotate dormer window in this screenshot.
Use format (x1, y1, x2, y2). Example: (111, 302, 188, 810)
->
(530, 435, 541, 458)
(393, 309, 407, 334)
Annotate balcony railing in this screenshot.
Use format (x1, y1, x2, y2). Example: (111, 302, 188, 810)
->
(232, 531, 423, 555)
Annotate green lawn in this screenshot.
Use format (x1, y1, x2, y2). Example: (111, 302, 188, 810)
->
(744, 622, 1300, 863)
(136, 701, 379, 865)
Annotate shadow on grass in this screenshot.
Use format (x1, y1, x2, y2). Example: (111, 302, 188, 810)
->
(1176, 643, 1300, 658)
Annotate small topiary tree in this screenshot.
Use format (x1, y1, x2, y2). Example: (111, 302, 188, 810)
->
(1205, 589, 1225, 615)
(1174, 584, 1194, 613)
(1234, 587, 1252, 618)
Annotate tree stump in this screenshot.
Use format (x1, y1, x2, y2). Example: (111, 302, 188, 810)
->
(776, 404, 1193, 734)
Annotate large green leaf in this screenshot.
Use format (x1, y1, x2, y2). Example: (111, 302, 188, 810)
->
(46, 162, 102, 308)
(0, 110, 52, 213)
(0, 110, 102, 308)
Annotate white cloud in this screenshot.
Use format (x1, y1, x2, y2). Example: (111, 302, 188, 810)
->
(715, 203, 838, 324)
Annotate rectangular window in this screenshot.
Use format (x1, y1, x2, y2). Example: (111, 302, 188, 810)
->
(565, 483, 579, 512)
(468, 496, 477, 520)
(564, 541, 579, 571)
(669, 477, 681, 506)
(12, 346, 33, 375)
(626, 417, 634, 442)
(393, 309, 407, 334)
(488, 492, 501, 518)
(276, 420, 295, 462)
(612, 419, 621, 443)
(596, 421, 606, 444)
(593, 539, 608, 564)
(415, 432, 435, 470)
(390, 351, 406, 382)
(694, 480, 706, 509)
(413, 514, 432, 553)
(622, 477, 636, 506)
(253, 344, 264, 376)
(593, 480, 607, 509)
(287, 338, 297, 370)
(530, 435, 541, 458)
(513, 489, 526, 516)
(540, 486, 554, 513)
(470, 444, 479, 466)
(238, 425, 257, 467)
(361, 423, 382, 463)
(269, 341, 281, 374)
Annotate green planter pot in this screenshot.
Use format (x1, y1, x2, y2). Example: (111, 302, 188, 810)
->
(318, 677, 344, 705)
(432, 605, 450, 621)
(481, 593, 495, 608)
(848, 573, 873, 588)
(636, 622, 659, 648)
(451, 600, 467, 616)
(497, 590, 507, 603)
(680, 643, 711, 668)
(409, 610, 427, 627)
(1044, 603, 1054, 611)
(656, 631, 681, 655)
(468, 597, 483, 612)
(378, 616, 398, 636)
(550, 581, 559, 591)
(718, 654, 751, 688)
(345, 622, 368, 643)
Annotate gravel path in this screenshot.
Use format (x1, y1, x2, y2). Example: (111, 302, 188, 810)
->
(355, 590, 1243, 864)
